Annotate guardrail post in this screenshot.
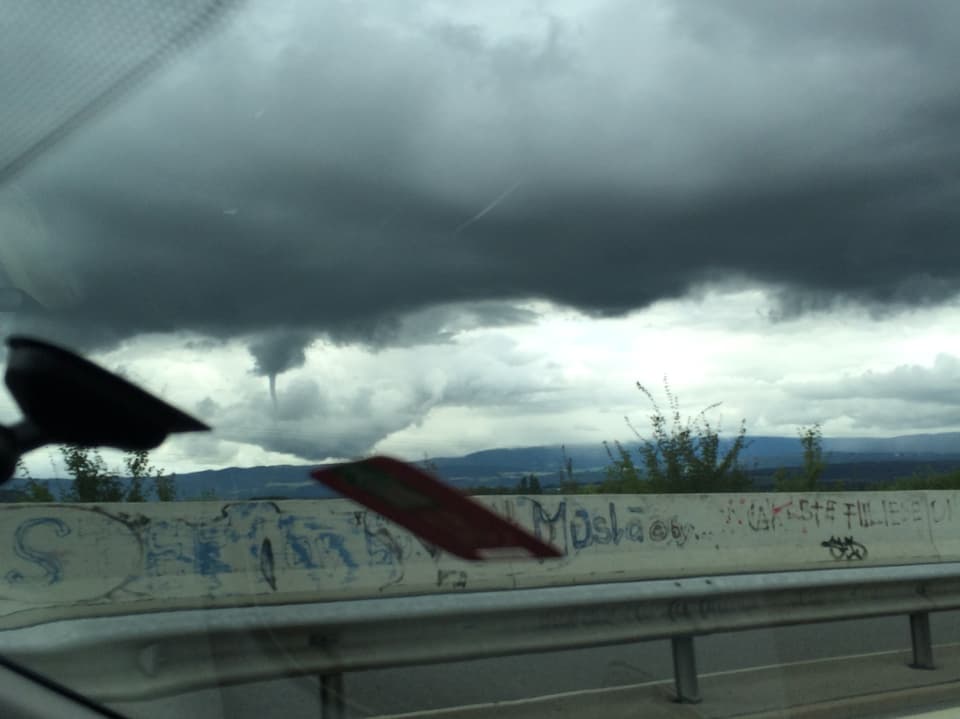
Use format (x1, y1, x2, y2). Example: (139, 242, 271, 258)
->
(671, 635, 701, 703)
(910, 612, 935, 669)
(320, 673, 345, 718)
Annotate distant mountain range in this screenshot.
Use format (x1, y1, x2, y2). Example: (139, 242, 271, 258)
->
(10, 433, 960, 501)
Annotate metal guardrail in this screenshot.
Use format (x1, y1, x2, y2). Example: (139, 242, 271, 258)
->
(3, 562, 960, 715)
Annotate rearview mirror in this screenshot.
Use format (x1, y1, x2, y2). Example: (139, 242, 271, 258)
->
(0, 336, 209, 482)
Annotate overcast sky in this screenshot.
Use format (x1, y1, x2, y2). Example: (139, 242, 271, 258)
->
(2, 0, 960, 475)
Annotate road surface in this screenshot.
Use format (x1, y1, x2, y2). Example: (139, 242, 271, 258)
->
(113, 610, 960, 718)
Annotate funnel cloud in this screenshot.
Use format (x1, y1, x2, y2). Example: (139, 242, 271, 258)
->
(248, 330, 313, 408)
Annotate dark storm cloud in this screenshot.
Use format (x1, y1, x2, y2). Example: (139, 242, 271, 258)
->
(3, 0, 960, 356)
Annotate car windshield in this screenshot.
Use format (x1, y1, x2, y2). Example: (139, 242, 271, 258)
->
(3, 2, 960, 718)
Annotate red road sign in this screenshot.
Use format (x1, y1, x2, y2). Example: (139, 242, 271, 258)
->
(311, 456, 563, 560)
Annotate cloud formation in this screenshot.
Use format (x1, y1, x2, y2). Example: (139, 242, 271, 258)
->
(1, 0, 958, 358)
(2, 1, 960, 466)
(166, 331, 578, 461)
(793, 354, 960, 405)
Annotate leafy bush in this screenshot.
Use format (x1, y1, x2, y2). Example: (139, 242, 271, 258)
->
(773, 424, 826, 492)
(605, 380, 750, 493)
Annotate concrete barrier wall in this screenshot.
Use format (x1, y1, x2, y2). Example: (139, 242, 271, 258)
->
(0, 491, 957, 628)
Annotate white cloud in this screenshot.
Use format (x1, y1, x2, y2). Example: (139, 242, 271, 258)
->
(5, 284, 958, 477)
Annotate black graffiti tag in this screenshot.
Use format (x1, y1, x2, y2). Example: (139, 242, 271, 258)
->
(821, 535, 868, 561)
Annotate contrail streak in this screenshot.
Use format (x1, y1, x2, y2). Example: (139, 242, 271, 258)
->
(454, 181, 521, 234)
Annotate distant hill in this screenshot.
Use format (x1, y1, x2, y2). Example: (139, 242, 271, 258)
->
(5, 465, 340, 502)
(10, 432, 960, 501)
(824, 432, 960, 455)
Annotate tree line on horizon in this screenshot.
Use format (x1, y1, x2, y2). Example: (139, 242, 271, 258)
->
(12, 379, 960, 503)
(15, 446, 179, 503)
(467, 380, 960, 496)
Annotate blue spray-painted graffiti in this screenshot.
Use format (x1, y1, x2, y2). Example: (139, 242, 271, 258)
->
(5, 517, 71, 586)
(141, 503, 363, 590)
(569, 504, 642, 550)
(315, 533, 360, 570)
(0, 496, 702, 604)
(527, 499, 648, 554)
(143, 519, 194, 575)
(283, 531, 314, 569)
(193, 524, 234, 579)
(531, 500, 568, 550)
(282, 528, 360, 573)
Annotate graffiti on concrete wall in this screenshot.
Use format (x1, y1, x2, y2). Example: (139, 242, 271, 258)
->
(821, 535, 868, 560)
(721, 495, 930, 534)
(0, 490, 957, 625)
